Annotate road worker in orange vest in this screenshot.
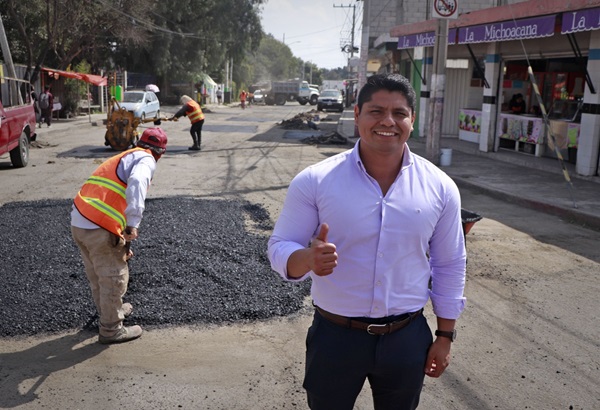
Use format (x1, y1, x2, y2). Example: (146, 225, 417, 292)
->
(70, 128, 168, 344)
(170, 95, 205, 151)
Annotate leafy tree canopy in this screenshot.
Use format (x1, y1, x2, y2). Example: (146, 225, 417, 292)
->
(1, 0, 347, 91)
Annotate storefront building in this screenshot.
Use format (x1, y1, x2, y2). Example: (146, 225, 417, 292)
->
(389, 0, 600, 177)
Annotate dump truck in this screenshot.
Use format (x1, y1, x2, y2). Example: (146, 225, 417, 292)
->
(263, 80, 319, 106)
(0, 76, 37, 168)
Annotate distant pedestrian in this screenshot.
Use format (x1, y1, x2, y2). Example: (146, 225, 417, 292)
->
(170, 95, 205, 151)
(30, 85, 41, 124)
(71, 128, 168, 345)
(39, 85, 54, 127)
(239, 90, 247, 109)
(216, 87, 223, 105)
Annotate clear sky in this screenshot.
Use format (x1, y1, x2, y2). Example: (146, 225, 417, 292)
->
(259, 0, 362, 70)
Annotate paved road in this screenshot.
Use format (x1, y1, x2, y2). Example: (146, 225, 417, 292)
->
(1, 102, 598, 409)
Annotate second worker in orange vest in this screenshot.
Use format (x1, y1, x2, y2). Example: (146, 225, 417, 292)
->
(171, 95, 205, 151)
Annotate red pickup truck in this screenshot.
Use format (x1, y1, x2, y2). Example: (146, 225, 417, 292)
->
(0, 77, 37, 168)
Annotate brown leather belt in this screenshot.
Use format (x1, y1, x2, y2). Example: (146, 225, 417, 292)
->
(315, 306, 423, 336)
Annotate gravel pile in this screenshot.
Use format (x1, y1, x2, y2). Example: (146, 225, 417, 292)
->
(0, 197, 310, 338)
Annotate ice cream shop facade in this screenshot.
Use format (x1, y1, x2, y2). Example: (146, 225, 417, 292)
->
(389, 0, 600, 177)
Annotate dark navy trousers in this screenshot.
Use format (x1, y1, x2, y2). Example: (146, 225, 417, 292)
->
(304, 309, 433, 410)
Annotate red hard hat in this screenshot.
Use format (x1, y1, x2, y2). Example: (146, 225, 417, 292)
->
(138, 127, 168, 154)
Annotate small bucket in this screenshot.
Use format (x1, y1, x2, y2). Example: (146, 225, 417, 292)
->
(461, 209, 482, 235)
(440, 148, 453, 167)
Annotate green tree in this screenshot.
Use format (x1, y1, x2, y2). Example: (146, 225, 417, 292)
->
(111, 0, 264, 90)
(245, 33, 348, 87)
(1, 0, 265, 89)
(1, 0, 153, 82)
(62, 60, 91, 115)
(248, 34, 309, 85)
(2, 0, 350, 97)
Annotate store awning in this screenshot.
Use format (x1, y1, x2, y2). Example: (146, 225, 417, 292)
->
(562, 6, 600, 34)
(390, 0, 600, 48)
(397, 28, 457, 49)
(457, 14, 556, 45)
(42, 67, 107, 86)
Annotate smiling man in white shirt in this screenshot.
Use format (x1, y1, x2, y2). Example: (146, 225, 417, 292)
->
(268, 73, 466, 409)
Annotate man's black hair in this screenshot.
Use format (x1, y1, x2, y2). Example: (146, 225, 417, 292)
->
(356, 73, 416, 113)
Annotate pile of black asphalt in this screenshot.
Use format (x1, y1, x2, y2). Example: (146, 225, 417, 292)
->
(0, 197, 310, 338)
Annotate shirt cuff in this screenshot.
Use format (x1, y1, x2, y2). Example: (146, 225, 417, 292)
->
(429, 290, 466, 320)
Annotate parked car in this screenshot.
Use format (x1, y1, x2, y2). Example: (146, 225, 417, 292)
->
(253, 89, 264, 103)
(116, 90, 160, 120)
(317, 89, 344, 112)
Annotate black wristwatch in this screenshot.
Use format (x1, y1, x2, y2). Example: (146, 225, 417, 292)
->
(435, 329, 457, 342)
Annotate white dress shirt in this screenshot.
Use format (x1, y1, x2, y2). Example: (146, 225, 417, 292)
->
(268, 142, 467, 320)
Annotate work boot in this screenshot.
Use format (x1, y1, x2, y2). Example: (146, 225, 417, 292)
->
(188, 135, 200, 151)
(98, 325, 143, 344)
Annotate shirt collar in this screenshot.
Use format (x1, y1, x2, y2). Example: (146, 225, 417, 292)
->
(352, 139, 414, 174)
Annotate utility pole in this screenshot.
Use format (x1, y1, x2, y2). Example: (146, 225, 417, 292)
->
(427, 0, 458, 164)
(334, 2, 357, 107)
(427, 18, 448, 165)
(336, 3, 356, 57)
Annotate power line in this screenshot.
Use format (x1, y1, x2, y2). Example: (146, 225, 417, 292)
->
(95, 0, 202, 38)
(283, 24, 346, 41)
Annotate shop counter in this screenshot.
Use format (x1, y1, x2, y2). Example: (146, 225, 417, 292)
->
(497, 113, 544, 156)
(458, 109, 482, 143)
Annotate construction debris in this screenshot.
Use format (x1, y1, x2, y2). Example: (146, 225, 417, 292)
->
(278, 111, 349, 145)
(301, 131, 348, 145)
(279, 111, 319, 130)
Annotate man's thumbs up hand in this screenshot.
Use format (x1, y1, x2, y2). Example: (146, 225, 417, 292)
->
(309, 223, 337, 277)
(314, 223, 329, 244)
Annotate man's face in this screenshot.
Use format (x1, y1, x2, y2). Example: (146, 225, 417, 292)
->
(354, 89, 415, 154)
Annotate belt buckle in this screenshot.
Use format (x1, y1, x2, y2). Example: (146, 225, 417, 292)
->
(366, 323, 388, 335)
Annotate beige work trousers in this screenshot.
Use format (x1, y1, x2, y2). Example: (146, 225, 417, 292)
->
(71, 226, 130, 337)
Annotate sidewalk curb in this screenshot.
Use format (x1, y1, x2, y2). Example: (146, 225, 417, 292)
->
(451, 177, 600, 231)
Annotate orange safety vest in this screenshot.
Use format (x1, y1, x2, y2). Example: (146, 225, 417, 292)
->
(186, 100, 205, 123)
(73, 148, 151, 237)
